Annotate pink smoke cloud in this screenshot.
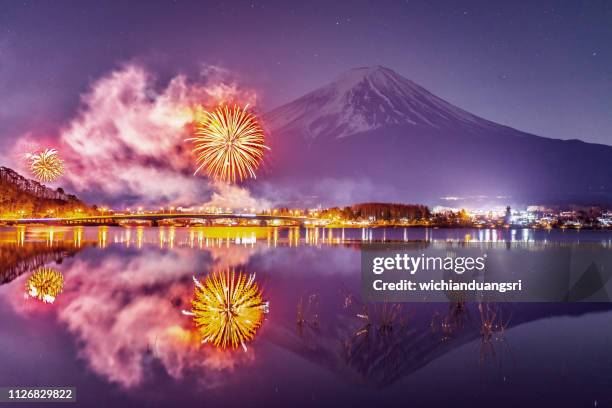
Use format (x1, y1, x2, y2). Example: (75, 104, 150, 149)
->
(204, 181, 272, 211)
(12, 64, 268, 207)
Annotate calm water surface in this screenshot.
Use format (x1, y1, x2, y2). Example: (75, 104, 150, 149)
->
(1, 226, 612, 407)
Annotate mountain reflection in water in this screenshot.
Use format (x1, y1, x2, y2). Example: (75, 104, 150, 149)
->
(0, 226, 612, 408)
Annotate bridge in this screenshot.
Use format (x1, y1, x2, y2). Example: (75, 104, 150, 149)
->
(2, 213, 320, 227)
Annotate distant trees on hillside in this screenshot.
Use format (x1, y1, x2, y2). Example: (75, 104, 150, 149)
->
(0, 167, 90, 218)
(320, 202, 430, 221)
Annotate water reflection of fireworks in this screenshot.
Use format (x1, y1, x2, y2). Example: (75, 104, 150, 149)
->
(25, 267, 64, 303)
(184, 269, 269, 351)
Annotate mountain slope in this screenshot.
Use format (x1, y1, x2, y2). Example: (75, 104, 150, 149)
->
(260, 66, 612, 206)
(266, 66, 499, 139)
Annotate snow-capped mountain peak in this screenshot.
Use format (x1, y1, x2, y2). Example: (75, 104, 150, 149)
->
(259, 66, 612, 206)
(266, 65, 494, 139)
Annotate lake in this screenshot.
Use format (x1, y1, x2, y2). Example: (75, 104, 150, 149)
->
(1, 226, 611, 407)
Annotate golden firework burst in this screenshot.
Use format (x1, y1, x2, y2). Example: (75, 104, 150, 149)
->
(26, 268, 64, 303)
(28, 148, 64, 182)
(186, 269, 269, 351)
(187, 104, 269, 183)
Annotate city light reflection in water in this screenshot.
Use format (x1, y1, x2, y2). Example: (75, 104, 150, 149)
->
(0, 226, 611, 407)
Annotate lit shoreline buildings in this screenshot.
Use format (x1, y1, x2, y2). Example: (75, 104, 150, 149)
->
(1, 197, 611, 229)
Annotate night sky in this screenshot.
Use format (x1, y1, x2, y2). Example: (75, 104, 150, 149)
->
(1, 0, 610, 151)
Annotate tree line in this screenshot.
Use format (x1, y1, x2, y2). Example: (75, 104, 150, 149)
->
(0, 166, 88, 217)
(320, 202, 430, 221)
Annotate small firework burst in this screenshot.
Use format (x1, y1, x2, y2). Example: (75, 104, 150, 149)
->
(26, 268, 64, 303)
(186, 104, 269, 183)
(28, 148, 64, 182)
(185, 269, 269, 351)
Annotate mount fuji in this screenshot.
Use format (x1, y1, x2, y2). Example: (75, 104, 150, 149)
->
(258, 66, 612, 207)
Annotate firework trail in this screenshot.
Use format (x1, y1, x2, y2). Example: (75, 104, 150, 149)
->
(28, 148, 64, 182)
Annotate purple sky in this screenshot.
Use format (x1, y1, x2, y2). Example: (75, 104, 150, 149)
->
(0, 0, 611, 153)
